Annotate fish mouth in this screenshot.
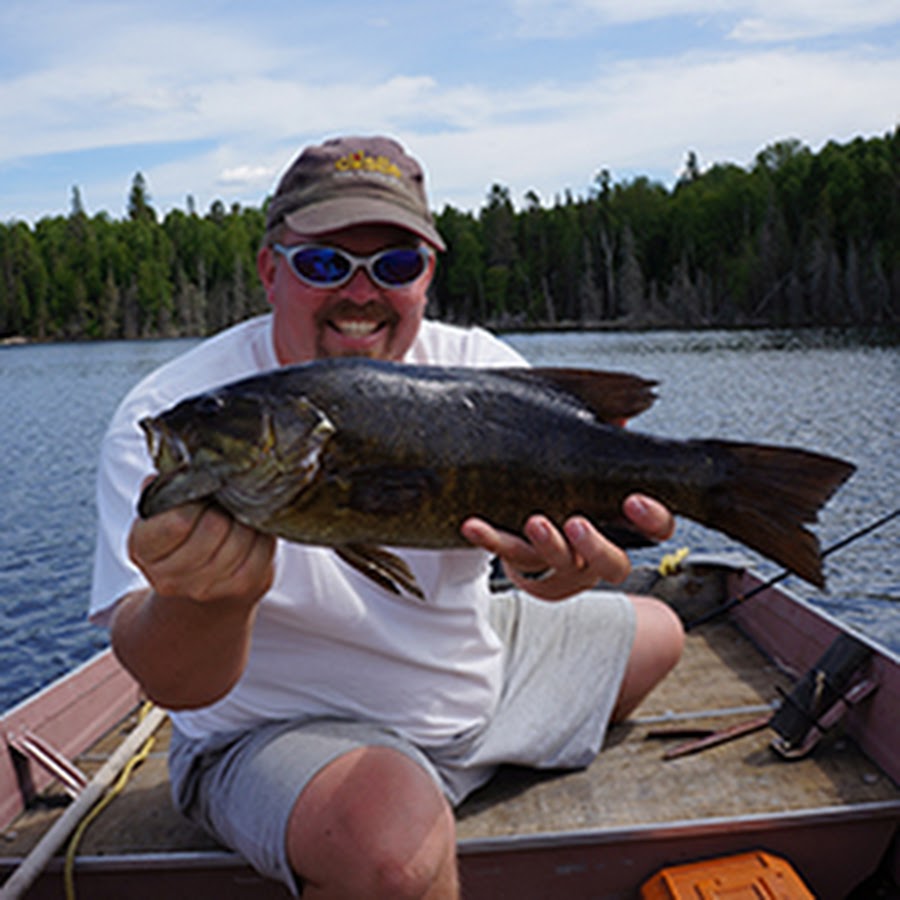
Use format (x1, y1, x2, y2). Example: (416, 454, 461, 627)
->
(137, 419, 229, 518)
(140, 417, 191, 470)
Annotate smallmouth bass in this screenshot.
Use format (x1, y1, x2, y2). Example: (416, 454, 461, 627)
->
(138, 358, 855, 599)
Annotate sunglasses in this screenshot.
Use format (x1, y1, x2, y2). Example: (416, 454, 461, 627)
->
(272, 243, 432, 290)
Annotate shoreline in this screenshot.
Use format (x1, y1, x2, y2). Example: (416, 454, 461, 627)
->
(3, 321, 899, 349)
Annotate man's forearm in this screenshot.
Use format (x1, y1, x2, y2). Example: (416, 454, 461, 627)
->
(110, 588, 258, 710)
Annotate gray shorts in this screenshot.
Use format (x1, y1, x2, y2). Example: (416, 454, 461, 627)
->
(168, 589, 634, 893)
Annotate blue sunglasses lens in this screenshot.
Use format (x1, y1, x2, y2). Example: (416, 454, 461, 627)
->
(371, 249, 427, 285)
(291, 247, 351, 285)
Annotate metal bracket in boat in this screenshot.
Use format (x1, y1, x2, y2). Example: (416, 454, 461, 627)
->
(769, 632, 879, 760)
(6, 729, 88, 802)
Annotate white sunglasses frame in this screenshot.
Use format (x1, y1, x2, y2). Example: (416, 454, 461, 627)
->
(272, 243, 433, 290)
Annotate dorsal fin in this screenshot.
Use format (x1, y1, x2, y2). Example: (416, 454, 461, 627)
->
(499, 367, 658, 424)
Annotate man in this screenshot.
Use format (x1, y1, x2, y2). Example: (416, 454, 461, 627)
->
(90, 135, 683, 898)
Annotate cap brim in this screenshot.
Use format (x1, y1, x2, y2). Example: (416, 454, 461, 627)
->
(283, 196, 446, 251)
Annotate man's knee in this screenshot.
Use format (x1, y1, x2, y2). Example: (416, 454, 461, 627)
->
(365, 820, 457, 899)
(643, 595, 685, 673)
(614, 595, 684, 721)
(286, 745, 458, 898)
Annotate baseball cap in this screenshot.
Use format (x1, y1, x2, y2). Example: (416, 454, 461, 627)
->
(265, 135, 446, 251)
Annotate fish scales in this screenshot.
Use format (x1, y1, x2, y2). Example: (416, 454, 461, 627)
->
(138, 358, 855, 597)
(225, 363, 667, 544)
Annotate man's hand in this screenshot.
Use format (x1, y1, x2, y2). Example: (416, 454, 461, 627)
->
(129, 501, 276, 607)
(461, 494, 674, 601)
(112, 501, 276, 709)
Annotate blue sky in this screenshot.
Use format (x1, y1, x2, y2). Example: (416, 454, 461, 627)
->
(1, 0, 898, 224)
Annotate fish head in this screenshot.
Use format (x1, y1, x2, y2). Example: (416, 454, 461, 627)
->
(137, 387, 335, 521)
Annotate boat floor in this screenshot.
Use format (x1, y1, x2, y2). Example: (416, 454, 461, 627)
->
(3, 615, 897, 863)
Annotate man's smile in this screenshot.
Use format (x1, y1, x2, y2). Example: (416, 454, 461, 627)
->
(329, 318, 384, 338)
(319, 300, 397, 342)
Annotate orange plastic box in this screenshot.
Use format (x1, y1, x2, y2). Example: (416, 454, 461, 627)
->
(640, 850, 815, 899)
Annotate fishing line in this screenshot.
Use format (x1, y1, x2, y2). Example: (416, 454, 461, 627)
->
(685, 506, 900, 631)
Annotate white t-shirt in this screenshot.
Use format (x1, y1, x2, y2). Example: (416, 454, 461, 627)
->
(90, 315, 527, 744)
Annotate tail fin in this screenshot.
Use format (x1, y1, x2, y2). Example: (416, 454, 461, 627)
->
(699, 442, 856, 587)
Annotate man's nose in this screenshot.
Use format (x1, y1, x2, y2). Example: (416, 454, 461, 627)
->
(340, 265, 380, 299)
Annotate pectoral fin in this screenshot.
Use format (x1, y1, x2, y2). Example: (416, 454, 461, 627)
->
(335, 544, 426, 601)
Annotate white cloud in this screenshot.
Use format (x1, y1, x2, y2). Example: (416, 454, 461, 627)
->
(7, 44, 898, 220)
(510, 0, 900, 41)
(1, 0, 897, 221)
(420, 48, 899, 210)
(512, 0, 721, 32)
(729, 1, 900, 41)
(218, 165, 276, 187)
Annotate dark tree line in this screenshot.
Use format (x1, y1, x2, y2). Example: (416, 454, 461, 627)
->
(0, 178, 267, 342)
(2, 129, 898, 342)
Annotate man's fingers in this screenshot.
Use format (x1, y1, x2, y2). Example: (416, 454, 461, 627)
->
(522, 515, 577, 570)
(129, 502, 207, 565)
(461, 500, 676, 603)
(623, 494, 675, 542)
(460, 517, 546, 573)
(130, 502, 275, 604)
(563, 516, 631, 585)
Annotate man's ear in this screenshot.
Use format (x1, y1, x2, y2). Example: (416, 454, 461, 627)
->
(423, 246, 438, 287)
(257, 245, 277, 300)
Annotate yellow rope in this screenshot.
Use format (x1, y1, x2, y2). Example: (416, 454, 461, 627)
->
(658, 546, 690, 576)
(63, 703, 159, 900)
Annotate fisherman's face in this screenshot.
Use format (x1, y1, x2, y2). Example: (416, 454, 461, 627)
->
(258, 223, 436, 365)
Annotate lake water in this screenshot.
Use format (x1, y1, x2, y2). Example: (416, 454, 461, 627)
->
(1, 327, 898, 713)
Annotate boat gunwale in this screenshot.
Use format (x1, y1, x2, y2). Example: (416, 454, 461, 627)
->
(0, 849, 251, 874)
(2, 799, 896, 872)
(457, 799, 900, 855)
(729, 569, 900, 666)
(0, 650, 141, 827)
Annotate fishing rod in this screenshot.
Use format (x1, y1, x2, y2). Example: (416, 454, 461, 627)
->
(685, 506, 900, 631)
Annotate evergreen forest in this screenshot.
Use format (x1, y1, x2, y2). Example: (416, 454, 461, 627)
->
(1, 129, 898, 342)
